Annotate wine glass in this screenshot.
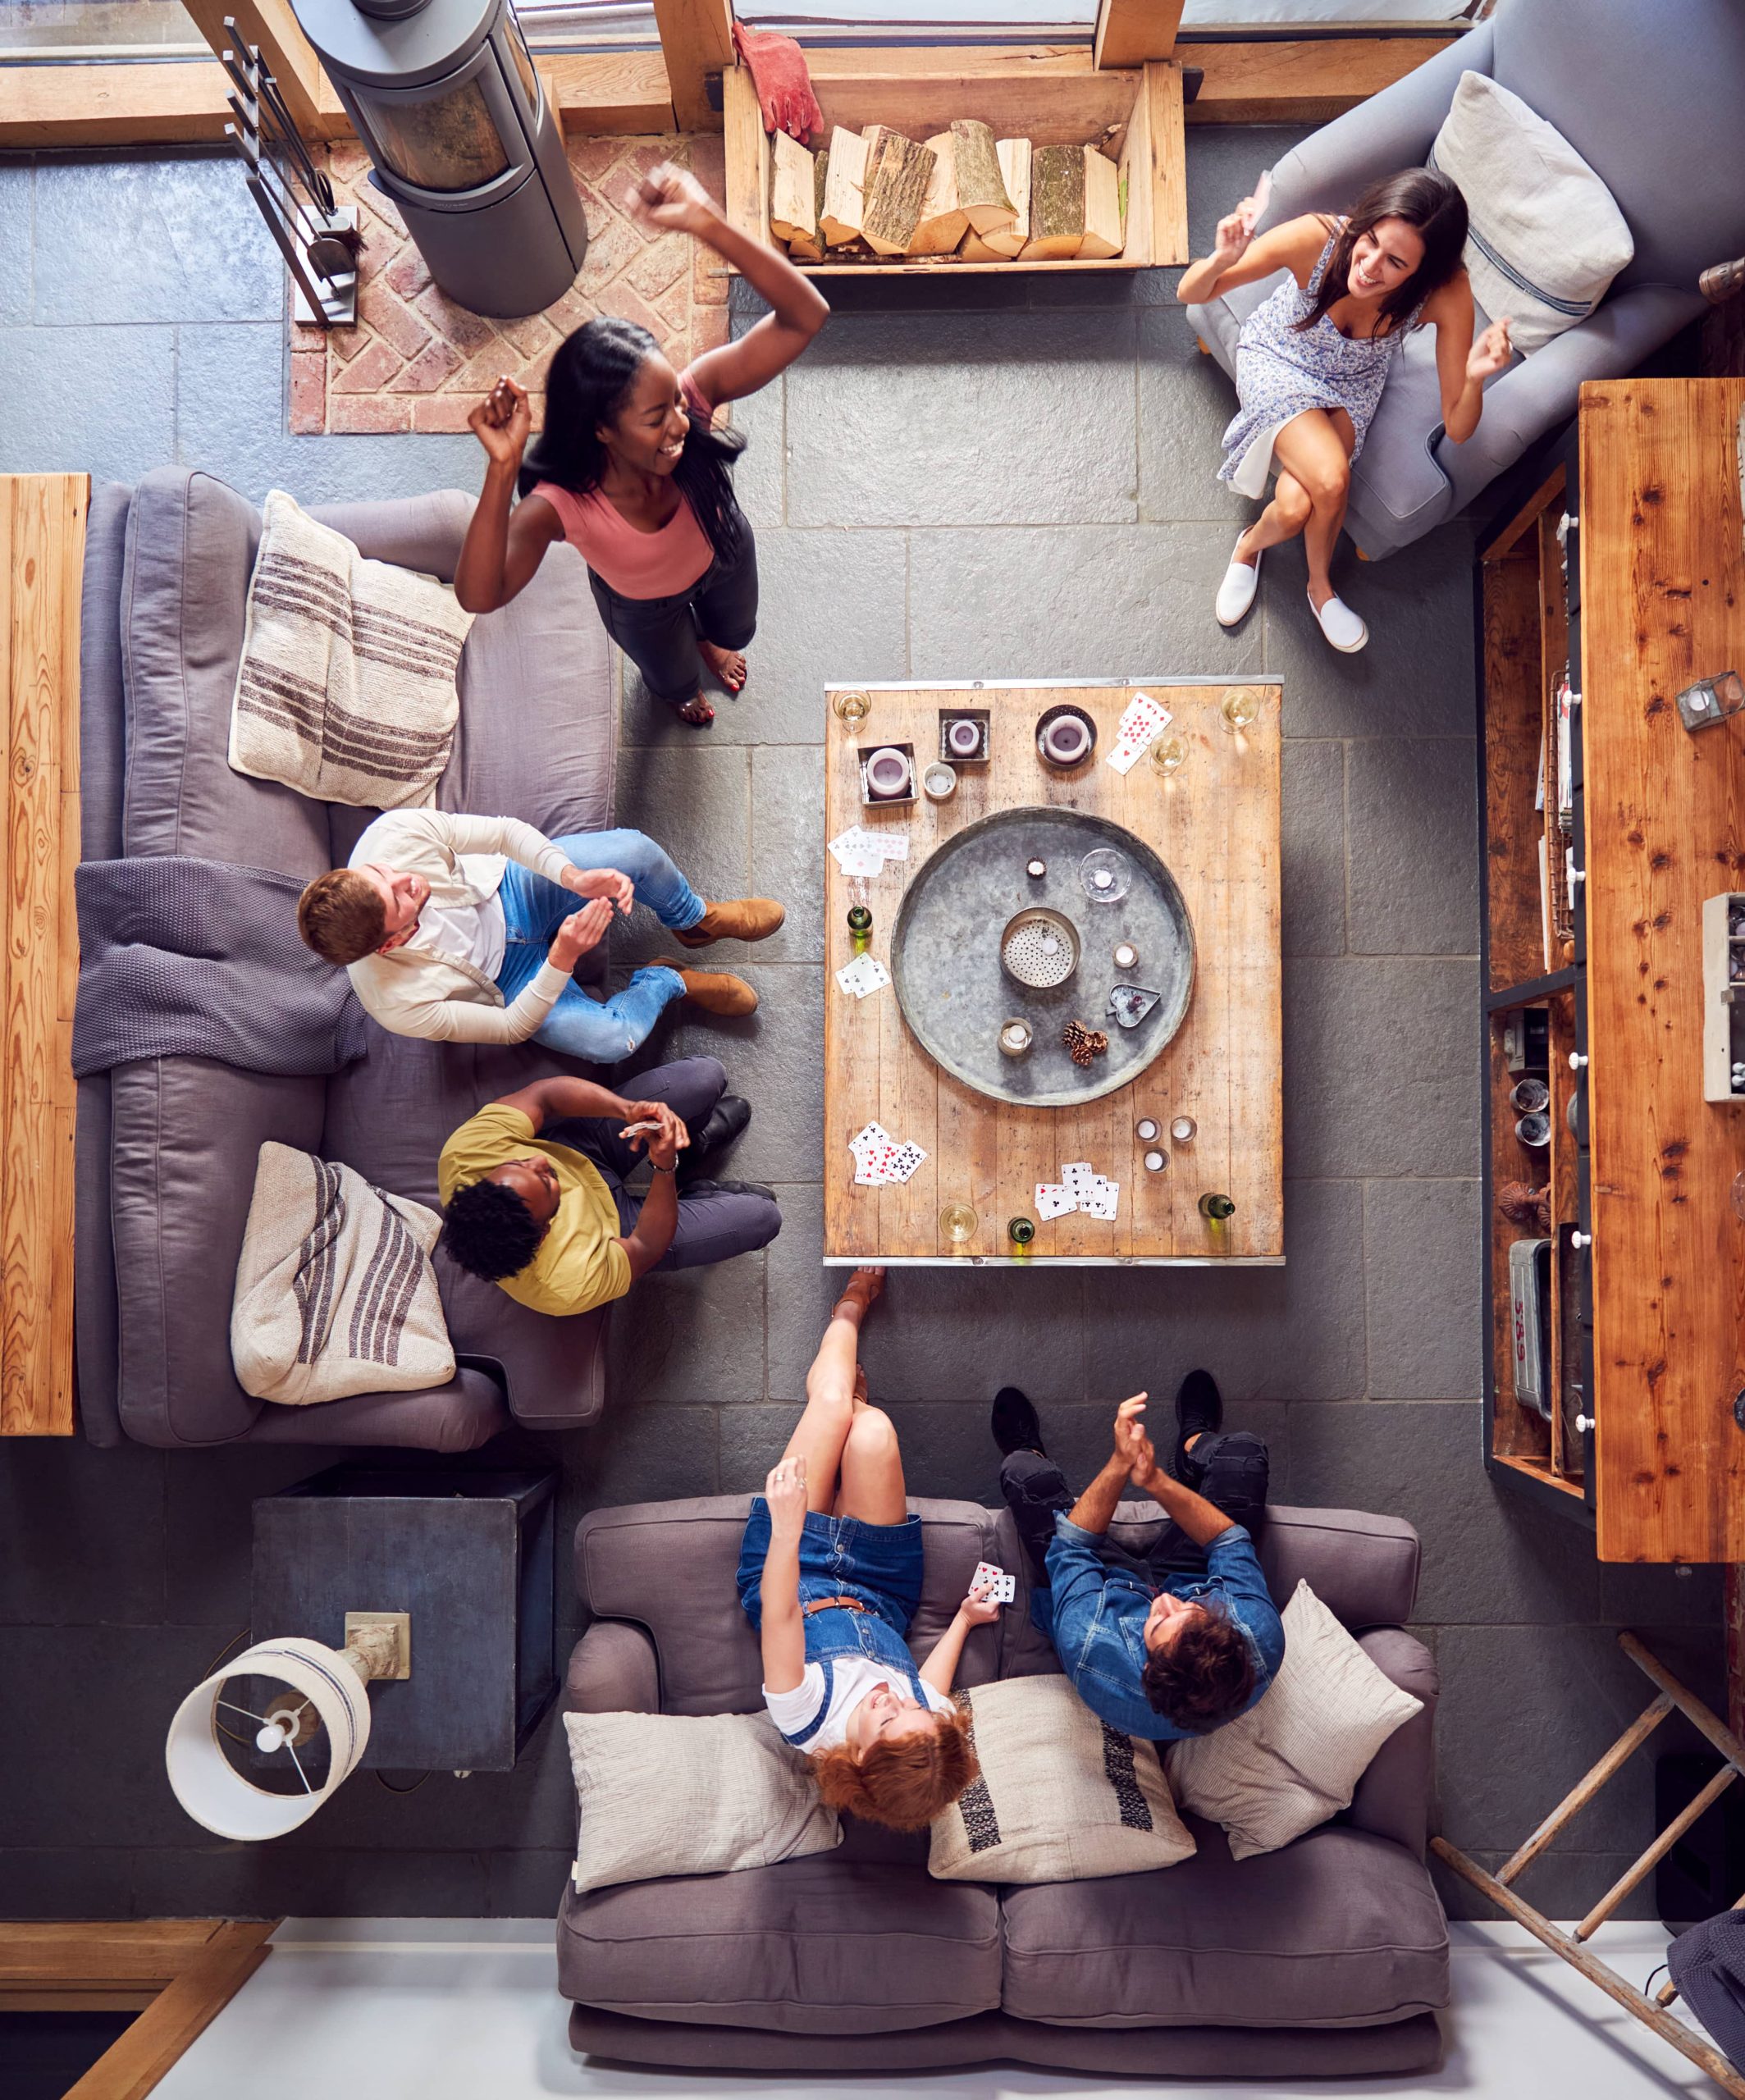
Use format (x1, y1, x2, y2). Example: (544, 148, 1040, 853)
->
(833, 689, 871, 734)
(939, 1202, 978, 1249)
(1149, 733, 1188, 778)
(1220, 687, 1261, 734)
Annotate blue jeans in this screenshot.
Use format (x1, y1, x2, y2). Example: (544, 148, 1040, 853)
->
(495, 829, 703, 1065)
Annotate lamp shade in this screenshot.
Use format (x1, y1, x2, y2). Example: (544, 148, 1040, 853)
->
(166, 1637, 373, 1841)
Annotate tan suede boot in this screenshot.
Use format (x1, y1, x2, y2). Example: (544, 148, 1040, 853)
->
(651, 958, 759, 1016)
(672, 897, 786, 947)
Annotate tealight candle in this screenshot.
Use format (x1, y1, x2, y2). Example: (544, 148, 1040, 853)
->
(1026, 858, 1047, 880)
(1171, 1116, 1196, 1144)
(1135, 1117, 1158, 1143)
(948, 718, 981, 758)
(1114, 942, 1138, 970)
(1144, 1149, 1167, 1173)
(1093, 870, 1112, 891)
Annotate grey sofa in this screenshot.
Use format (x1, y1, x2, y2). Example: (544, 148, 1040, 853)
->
(1188, 0, 1745, 558)
(560, 1494, 1447, 2075)
(76, 466, 619, 1451)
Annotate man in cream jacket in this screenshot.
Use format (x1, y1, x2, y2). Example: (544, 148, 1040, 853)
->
(296, 810, 782, 1063)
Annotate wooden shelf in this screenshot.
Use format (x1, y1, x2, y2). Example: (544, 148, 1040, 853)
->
(1478, 379, 1745, 1563)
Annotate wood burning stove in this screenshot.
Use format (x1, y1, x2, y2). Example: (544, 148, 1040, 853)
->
(292, 0, 587, 317)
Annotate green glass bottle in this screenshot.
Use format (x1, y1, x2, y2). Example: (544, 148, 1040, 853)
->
(847, 904, 872, 955)
(1198, 1192, 1236, 1221)
(1007, 1216, 1036, 1258)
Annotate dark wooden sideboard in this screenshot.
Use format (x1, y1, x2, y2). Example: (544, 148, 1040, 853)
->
(1477, 377, 1745, 1564)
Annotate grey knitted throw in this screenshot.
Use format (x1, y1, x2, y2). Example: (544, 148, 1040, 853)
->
(73, 856, 372, 1078)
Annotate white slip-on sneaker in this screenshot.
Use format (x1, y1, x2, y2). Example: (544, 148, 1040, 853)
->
(1215, 542, 1261, 628)
(1308, 588, 1368, 653)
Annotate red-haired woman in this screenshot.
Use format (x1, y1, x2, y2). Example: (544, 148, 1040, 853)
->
(1178, 167, 1513, 653)
(737, 1268, 998, 1831)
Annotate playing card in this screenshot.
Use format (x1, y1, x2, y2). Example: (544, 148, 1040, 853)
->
(850, 1121, 895, 1155)
(828, 827, 887, 879)
(887, 1140, 926, 1182)
(1062, 1162, 1096, 1199)
(994, 1573, 1016, 1604)
(972, 1561, 1016, 1606)
(1035, 1182, 1076, 1221)
(1080, 1179, 1120, 1221)
(835, 956, 870, 997)
(1105, 691, 1173, 775)
(855, 955, 891, 994)
(875, 833, 909, 862)
(854, 1148, 897, 1186)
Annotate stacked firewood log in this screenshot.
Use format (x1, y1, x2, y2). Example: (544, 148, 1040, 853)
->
(769, 119, 1126, 265)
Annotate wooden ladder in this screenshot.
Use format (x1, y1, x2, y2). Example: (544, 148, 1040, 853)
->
(1435, 1630, 1745, 2098)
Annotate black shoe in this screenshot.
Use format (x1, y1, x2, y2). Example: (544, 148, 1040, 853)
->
(992, 1385, 1047, 1458)
(1172, 1367, 1223, 1478)
(678, 1095, 751, 1185)
(680, 1176, 775, 1203)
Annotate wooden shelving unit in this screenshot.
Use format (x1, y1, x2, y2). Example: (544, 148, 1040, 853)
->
(1477, 378, 1745, 1563)
(1477, 444, 1592, 1519)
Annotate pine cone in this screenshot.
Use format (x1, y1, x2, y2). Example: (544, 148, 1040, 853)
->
(1062, 1019, 1108, 1066)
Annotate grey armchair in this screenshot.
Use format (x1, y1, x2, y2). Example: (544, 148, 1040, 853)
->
(1186, 0, 1745, 558)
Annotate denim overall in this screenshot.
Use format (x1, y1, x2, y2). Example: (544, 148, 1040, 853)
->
(737, 1499, 929, 1750)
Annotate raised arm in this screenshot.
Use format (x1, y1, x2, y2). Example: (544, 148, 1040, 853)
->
(1424, 275, 1513, 445)
(1178, 208, 1326, 308)
(919, 1577, 1002, 1696)
(630, 162, 829, 408)
(492, 1073, 637, 1132)
(454, 377, 564, 614)
(759, 1454, 810, 1693)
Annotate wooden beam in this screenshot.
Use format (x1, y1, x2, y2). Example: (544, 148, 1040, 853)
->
(1185, 35, 1459, 126)
(547, 50, 675, 135)
(1095, 0, 1185, 71)
(178, 0, 333, 141)
(650, 0, 732, 132)
(1433, 1839, 1745, 2100)
(0, 62, 234, 147)
(0, 1922, 226, 1988)
(65, 1922, 276, 2100)
(1139, 59, 1186, 267)
(2, 473, 83, 1439)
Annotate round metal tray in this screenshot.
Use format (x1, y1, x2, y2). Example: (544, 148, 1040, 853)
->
(890, 806, 1195, 1107)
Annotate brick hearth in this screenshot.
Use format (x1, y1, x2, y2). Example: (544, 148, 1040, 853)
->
(292, 133, 730, 436)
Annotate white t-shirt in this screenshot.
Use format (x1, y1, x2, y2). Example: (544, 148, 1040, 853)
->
(417, 875, 507, 979)
(763, 1657, 954, 1753)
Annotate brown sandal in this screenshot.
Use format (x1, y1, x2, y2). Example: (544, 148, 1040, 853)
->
(831, 1265, 885, 1322)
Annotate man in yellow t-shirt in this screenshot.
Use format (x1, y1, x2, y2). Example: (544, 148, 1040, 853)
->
(436, 1056, 779, 1317)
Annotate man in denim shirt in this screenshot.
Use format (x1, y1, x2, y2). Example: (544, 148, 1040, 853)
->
(991, 1373, 1284, 1741)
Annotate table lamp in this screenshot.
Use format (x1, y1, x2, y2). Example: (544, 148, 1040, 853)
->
(165, 1618, 409, 1841)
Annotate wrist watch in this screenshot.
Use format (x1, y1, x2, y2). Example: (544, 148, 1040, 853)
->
(651, 1161, 677, 1176)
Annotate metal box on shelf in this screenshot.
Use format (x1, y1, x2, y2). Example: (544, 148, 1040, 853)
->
(1700, 892, 1745, 1102)
(1508, 1236, 1551, 1419)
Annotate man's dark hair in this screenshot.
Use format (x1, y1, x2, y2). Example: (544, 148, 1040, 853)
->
(1140, 1601, 1256, 1733)
(439, 1176, 544, 1282)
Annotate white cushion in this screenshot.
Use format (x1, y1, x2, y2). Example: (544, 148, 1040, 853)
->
(231, 1141, 454, 1404)
(1165, 1580, 1423, 1860)
(564, 1710, 841, 1893)
(930, 1676, 1195, 1884)
(1431, 70, 1633, 355)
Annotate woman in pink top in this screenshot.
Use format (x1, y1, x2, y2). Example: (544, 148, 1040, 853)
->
(455, 162, 829, 726)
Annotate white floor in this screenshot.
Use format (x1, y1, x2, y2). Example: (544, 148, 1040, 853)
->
(156, 1918, 1720, 2100)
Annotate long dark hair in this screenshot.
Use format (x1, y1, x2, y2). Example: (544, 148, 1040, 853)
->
(1294, 168, 1468, 337)
(519, 316, 747, 564)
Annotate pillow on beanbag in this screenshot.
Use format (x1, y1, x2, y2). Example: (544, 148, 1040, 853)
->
(1430, 71, 1633, 355)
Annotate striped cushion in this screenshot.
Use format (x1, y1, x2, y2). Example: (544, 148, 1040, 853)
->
(930, 1675, 1195, 1883)
(231, 1140, 455, 1404)
(1431, 70, 1633, 356)
(1167, 1581, 1423, 1860)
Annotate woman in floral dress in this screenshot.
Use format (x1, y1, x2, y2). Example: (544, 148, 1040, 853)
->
(1178, 169, 1514, 653)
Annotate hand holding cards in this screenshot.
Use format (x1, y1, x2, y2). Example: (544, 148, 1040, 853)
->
(971, 1560, 1016, 1607)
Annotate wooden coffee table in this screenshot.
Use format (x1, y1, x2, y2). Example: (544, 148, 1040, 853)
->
(823, 680, 1282, 1266)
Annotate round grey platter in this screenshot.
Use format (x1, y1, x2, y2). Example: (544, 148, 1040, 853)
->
(890, 806, 1195, 1108)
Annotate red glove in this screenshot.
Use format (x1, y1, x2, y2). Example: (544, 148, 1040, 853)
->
(731, 23, 822, 146)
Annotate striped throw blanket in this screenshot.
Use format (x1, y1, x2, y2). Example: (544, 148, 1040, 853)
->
(229, 489, 473, 808)
(231, 1141, 455, 1406)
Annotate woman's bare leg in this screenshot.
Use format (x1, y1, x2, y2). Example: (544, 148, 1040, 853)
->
(779, 1267, 884, 1513)
(835, 1405, 908, 1527)
(1233, 472, 1313, 565)
(1270, 408, 1356, 609)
